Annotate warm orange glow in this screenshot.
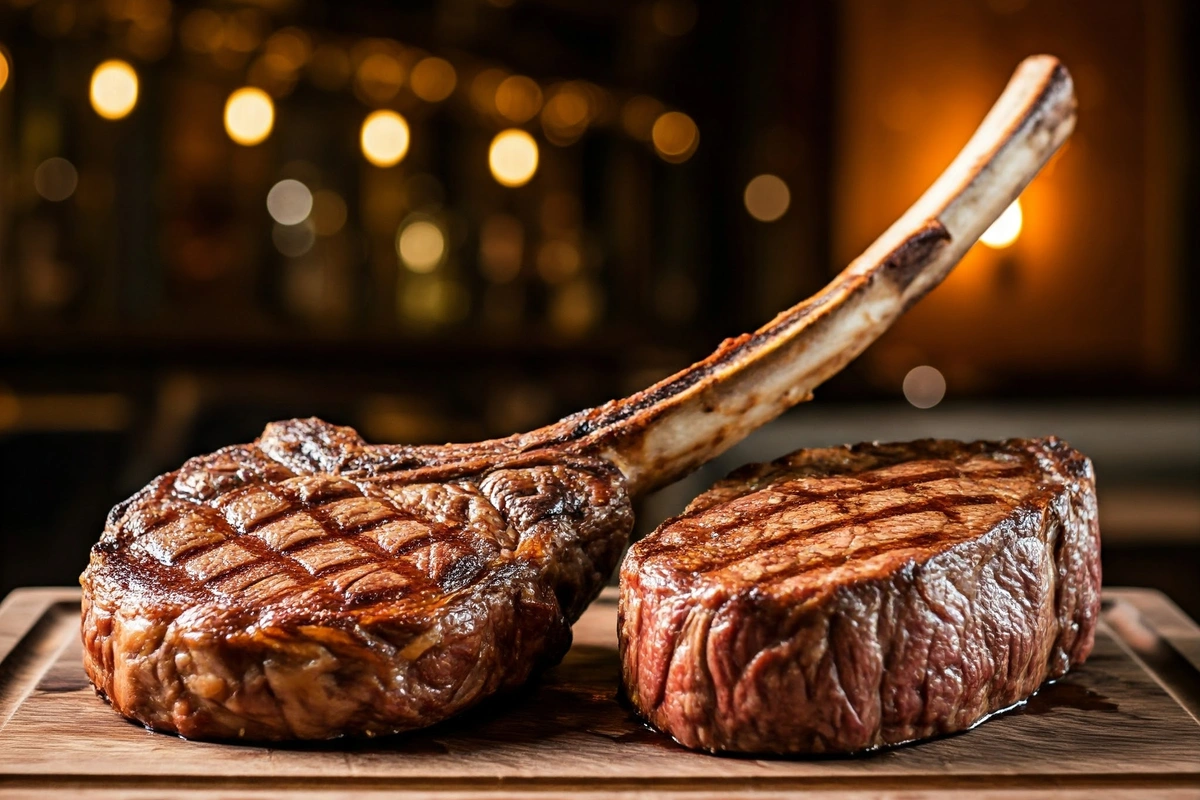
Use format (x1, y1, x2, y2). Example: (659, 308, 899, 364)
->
(89, 60, 139, 119)
(470, 68, 508, 115)
(247, 53, 298, 96)
(541, 84, 590, 144)
(355, 52, 404, 104)
(546, 90, 587, 126)
(224, 87, 274, 145)
(651, 111, 698, 163)
(980, 199, 1023, 248)
(264, 27, 312, 70)
(743, 174, 790, 222)
(360, 110, 410, 167)
(0, 52, 9, 93)
(651, 0, 698, 37)
(180, 9, 222, 53)
(495, 75, 542, 123)
(488, 129, 539, 187)
(410, 57, 457, 102)
(621, 95, 664, 141)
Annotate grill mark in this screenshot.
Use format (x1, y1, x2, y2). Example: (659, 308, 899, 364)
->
(111, 440, 518, 616)
(672, 493, 1009, 577)
(651, 463, 1027, 564)
(390, 535, 438, 558)
(143, 500, 239, 601)
(212, 535, 325, 598)
(107, 424, 616, 618)
(667, 463, 1028, 535)
(137, 499, 319, 609)
(309, 555, 380, 579)
(209, 506, 343, 611)
(302, 501, 434, 600)
(219, 485, 296, 534)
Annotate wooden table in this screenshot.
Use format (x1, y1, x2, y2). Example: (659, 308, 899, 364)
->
(2, 587, 1198, 798)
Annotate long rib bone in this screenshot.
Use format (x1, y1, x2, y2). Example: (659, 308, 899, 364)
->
(527, 55, 1075, 496)
(82, 56, 1076, 743)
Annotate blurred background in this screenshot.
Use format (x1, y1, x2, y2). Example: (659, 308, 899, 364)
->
(0, 0, 1197, 613)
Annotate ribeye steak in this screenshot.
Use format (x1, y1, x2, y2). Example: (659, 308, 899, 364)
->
(619, 438, 1102, 754)
(81, 56, 1076, 740)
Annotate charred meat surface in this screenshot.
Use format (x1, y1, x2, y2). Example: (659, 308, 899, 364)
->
(81, 57, 1076, 741)
(619, 438, 1102, 754)
(82, 418, 631, 740)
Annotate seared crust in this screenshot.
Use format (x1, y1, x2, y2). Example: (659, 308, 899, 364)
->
(82, 418, 631, 740)
(82, 57, 1079, 744)
(619, 438, 1101, 754)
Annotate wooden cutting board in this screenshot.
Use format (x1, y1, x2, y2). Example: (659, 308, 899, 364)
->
(1, 587, 1198, 799)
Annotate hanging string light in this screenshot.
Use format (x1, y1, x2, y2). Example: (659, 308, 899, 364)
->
(651, 111, 699, 163)
(410, 57, 456, 102)
(224, 87, 275, 145)
(89, 60, 139, 120)
(360, 110, 410, 167)
(8, 3, 699, 168)
(488, 129, 539, 187)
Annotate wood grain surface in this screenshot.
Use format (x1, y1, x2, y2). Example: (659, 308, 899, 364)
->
(1, 587, 1198, 799)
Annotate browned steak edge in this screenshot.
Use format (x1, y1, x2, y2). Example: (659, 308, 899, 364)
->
(618, 438, 1102, 754)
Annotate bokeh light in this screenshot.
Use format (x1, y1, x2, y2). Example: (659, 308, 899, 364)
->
(273, 220, 316, 258)
(179, 9, 221, 53)
(494, 75, 543, 123)
(550, 280, 602, 336)
(34, 158, 78, 202)
(248, 52, 298, 97)
(980, 199, 1023, 249)
(651, 111, 699, 163)
(0, 52, 10, 93)
(651, 0, 698, 37)
(621, 95, 664, 141)
(743, 174, 791, 222)
(410, 57, 457, 102)
(540, 83, 590, 145)
(488, 129, 539, 187)
(224, 87, 274, 145)
(470, 68, 508, 115)
(89, 60, 139, 120)
(360, 110, 410, 167)
(264, 27, 312, 70)
(396, 219, 446, 273)
(903, 366, 947, 409)
(266, 179, 313, 226)
(355, 52, 404, 104)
